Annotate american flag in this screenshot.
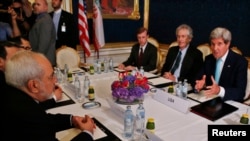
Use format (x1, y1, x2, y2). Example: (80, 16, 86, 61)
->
(93, 0, 105, 53)
(78, 0, 91, 57)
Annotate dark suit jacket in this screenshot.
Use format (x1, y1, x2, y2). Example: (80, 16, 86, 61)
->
(196, 50, 248, 102)
(50, 10, 77, 49)
(161, 45, 203, 84)
(123, 42, 157, 72)
(3, 85, 93, 141)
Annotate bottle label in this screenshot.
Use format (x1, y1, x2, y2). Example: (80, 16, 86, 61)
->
(88, 92, 95, 101)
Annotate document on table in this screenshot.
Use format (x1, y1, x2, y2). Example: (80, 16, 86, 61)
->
(56, 123, 107, 141)
(188, 91, 219, 103)
(56, 92, 70, 102)
(148, 77, 172, 86)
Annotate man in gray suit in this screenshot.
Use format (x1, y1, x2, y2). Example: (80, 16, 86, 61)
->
(29, 0, 56, 66)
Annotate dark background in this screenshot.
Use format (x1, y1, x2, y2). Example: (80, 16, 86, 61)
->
(73, 0, 250, 56)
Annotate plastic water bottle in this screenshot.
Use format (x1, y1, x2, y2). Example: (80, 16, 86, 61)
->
(124, 105, 134, 139)
(97, 60, 101, 74)
(84, 76, 90, 98)
(135, 103, 145, 134)
(103, 58, 109, 73)
(139, 66, 144, 76)
(182, 79, 188, 99)
(74, 75, 83, 102)
(109, 57, 114, 72)
(63, 64, 69, 83)
(176, 81, 182, 97)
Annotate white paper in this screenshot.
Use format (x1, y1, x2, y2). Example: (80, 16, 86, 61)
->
(144, 72, 158, 78)
(114, 68, 126, 72)
(69, 67, 85, 73)
(56, 124, 107, 141)
(188, 91, 218, 103)
(148, 77, 172, 85)
(56, 92, 70, 102)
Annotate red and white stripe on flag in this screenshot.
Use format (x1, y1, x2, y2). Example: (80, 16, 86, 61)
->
(93, 0, 105, 51)
(78, 0, 91, 57)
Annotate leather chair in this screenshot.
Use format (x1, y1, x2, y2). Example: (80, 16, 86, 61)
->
(147, 37, 162, 74)
(56, 45, 81, 70)
(197, 43, 211, 60)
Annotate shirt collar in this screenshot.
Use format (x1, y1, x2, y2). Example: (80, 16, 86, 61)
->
(54, 8, 62, 14)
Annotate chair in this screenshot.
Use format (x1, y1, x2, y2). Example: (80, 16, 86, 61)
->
(197, 43, 211, 60)
(231, 46, 242, 55)
(56, 45, 81, 70)
(168, 41, 178, 48)
(243, 68, 250, 105)
(147, 37, 162, 74)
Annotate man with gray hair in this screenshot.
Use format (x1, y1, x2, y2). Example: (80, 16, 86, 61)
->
(161, 24, 203, 84)
(195, 27, 248, 102)
(4, 51, 95, 141)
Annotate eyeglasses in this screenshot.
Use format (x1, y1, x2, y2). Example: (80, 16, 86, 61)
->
(20, 46, 32, 50)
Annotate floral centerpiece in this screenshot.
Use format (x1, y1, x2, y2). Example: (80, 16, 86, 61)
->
(111, 71, 150, 104)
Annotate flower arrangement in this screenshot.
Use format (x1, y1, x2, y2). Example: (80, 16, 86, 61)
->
(111, 72, 150, 103)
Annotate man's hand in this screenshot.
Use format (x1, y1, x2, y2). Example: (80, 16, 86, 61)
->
(203, 76, 220, 97)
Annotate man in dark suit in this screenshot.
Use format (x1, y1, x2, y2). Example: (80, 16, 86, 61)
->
(3, 51, 95, 141)
(195, 27, 248, 102)
(0, 40, 61, 110)
(161, 24, 203, 84)
(50, 0, 77, 49)
(118, 27, 157, 72)
(29, 0, 56, 66)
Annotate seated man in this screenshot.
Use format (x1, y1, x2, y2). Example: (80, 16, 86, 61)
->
(195, 27, 248, 102)
(161, 24, 203, 83)
(3, 50, 95, 140)
(118, 27, 157, 72)
(0, 39, 61, 110)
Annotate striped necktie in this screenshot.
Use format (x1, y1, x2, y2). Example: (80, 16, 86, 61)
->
(170, 51, 182, 74)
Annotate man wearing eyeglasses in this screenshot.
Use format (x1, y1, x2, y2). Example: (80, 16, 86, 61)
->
(0, 40, 62, 110)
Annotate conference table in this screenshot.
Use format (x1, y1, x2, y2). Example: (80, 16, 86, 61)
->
(46, 71, 250, 141)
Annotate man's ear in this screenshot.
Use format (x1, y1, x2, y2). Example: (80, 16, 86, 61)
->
(27, 79, 40, 93)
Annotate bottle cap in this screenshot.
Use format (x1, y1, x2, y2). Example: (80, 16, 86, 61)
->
(242, 113, 249, 118)
(147, 118, 154, 122)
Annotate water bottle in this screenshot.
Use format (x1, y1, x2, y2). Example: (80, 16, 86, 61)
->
(124, 105, 134, 139)
(109, 57, 114, 72)
(182, 79, 188, 99)
(74, 75, 83, 102)
(63, 64, 69, 83)
(176, 81, 182, 97)
(131, 68, 137, 76)
(103, 58, 109, 73)
(135, 103, 145, 134)
(84, 75, 90, 98)
(97, 60, 101, 74)
(139, 66, 144, 76)
(55, 67, 63, 84)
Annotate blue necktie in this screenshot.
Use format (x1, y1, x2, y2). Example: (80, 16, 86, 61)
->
(215, 59, 222, 83)
(170, 51, 182, 74)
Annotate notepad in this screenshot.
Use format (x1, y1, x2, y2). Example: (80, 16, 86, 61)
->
(148, 77, 173, 87)
(188, 92, 218, 103)
(190, 97, 238, 121)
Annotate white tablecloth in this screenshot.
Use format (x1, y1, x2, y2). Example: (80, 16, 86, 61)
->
(47, 71, 250, 141)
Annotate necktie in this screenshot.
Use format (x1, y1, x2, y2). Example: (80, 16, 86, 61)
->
(170, 51, 182, 74)
(215, 59, 222, 83)
(138, 47, 143, 66)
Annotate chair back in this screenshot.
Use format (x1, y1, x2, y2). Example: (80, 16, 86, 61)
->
(169, 41, 178, 48)
(147, 37, 162, 74)
(231, 46, 242, 55)
(56, 45, 80, 70)
(197, 43, 211, 60)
